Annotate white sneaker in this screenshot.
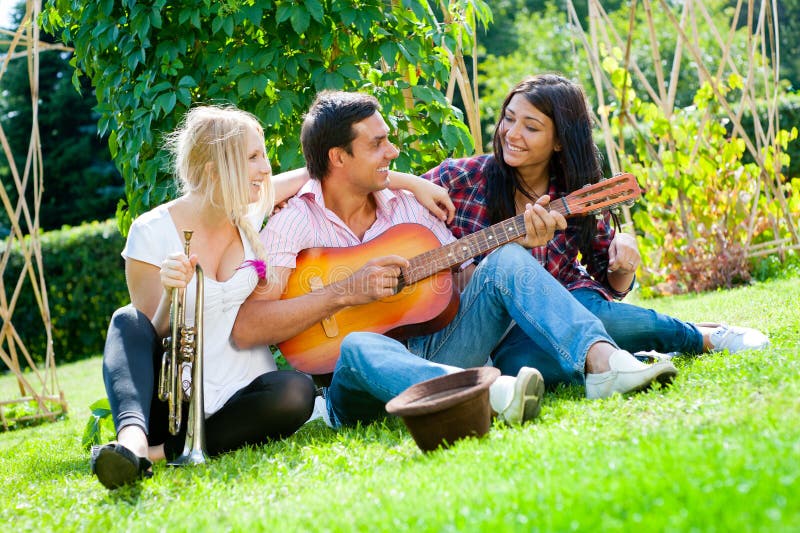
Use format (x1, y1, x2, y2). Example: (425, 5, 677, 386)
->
(709, 325, 769, 353)
(489, 366, 544, 425)
(585, 349, 678, 400)
(305, 394, 333, 428)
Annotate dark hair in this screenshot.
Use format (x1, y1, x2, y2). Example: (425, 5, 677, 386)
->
(300, 91, 381, 180)
(485, 74, 603, 266)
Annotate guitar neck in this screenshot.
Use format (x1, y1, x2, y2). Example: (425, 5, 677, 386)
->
(404, 199, 573, 284)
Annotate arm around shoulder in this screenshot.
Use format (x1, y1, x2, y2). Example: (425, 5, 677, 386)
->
(388, 170, 455, 223)
(273, 167, 310, 203)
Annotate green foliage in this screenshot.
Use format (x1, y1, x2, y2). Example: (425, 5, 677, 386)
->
(0, 398, 65, 431)
(0, 1, 123, 233)
(42, 0, 481, 234)
(479, 2, 586, 148)
(81, 397, 115, 449)
(599, 50, 800, 295)
(772, 0, 800, 90)
(1, 220, 128, 369)
(739, 92, 800, 179)
(479, 0, 765, 150)
(752, 250, 800, 281)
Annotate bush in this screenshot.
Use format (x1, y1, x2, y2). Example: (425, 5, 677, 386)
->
(1, 220, 127, 370)
(752, 250, 800, 281)
(739, 92, 800, 180)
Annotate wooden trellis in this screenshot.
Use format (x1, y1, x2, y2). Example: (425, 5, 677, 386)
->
(0, 0, 68, 430)
(566, 0, 800, 258)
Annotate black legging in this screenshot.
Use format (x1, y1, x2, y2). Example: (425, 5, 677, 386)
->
(102, 305, 315, 460)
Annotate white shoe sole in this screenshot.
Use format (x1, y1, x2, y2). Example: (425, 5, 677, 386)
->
(500, 367, 544, 425)
(586, 361, 677, 400)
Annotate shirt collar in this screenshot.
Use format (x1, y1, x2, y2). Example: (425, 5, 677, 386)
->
(297, 178, 324, 206)
(298, 178, 400, 217)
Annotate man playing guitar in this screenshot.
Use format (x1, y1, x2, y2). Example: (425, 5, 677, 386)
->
(231, 91, 677, 430)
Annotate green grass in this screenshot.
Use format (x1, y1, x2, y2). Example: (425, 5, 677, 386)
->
(2, 277, 799, 532)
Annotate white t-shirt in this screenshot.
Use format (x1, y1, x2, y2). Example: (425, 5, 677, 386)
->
(121, 204, 277, 416)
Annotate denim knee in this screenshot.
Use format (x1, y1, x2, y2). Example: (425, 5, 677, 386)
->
(337, 332, 374, 370)
(483, 243, 538, 271)
(476, 243, 552, 300)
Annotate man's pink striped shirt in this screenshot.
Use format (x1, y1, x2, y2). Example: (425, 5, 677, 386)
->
(260, 179, 456, 268)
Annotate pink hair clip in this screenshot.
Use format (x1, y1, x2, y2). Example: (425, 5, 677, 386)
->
(238, 259, 267, 280)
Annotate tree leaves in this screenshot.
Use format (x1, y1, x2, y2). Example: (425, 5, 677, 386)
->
(43, 0, 476, 234)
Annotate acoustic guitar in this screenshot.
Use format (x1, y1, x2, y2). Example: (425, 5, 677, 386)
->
(278, 173, 641, 374)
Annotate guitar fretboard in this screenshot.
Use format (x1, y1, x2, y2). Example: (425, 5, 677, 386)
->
(403, 199, 571, 284)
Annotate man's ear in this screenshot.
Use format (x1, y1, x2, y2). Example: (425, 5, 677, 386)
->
(328, 146, 346, 168)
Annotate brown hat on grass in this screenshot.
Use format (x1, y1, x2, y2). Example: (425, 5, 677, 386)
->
(386, 367, 500, 452)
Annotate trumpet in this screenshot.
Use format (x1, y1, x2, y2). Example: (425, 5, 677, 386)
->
(158, 230, 208, 466)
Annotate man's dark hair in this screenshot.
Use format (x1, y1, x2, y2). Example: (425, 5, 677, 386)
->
(300, 91, 381, 180)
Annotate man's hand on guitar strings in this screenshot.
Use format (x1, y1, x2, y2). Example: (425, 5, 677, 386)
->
(334, 255, 410, 306)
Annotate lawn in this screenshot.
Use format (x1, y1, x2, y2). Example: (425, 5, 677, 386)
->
(1, 276, 798, 532)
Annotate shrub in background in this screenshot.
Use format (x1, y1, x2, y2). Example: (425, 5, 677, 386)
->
(599, 48, 799, 296)
(740, 93, 800, 180)
(752, 250, 800, 282)
(1, 220, 127, 370)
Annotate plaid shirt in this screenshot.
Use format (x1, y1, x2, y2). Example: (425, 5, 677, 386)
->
(422, 155, 629, 301)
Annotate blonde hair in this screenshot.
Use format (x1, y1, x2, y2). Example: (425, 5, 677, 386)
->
(164, 105, 273, 279)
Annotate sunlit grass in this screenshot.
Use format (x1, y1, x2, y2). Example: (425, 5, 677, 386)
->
(1, 277, 798, 531)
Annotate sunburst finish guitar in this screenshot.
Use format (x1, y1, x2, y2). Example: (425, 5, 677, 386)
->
(278, 173, 642, 374)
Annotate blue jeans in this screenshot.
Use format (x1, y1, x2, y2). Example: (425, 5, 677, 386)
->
(574, 288, 704, 353)
(326, 244, 615, 427)
(492, 288, 705, 385)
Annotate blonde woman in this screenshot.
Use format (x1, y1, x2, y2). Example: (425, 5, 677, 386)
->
(91, 105, 317, 489)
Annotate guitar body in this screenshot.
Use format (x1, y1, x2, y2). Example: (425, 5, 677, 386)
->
(278, 224, 459, 375)
(276, 173, 642, 375)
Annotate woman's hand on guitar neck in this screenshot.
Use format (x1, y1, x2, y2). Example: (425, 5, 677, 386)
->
(388, 171, 455, 223)
(517, 195, 567, 248)
(333, 255, 410, 306)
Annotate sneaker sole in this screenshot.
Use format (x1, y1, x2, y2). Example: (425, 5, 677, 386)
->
(629, 364, 678, 394)
(503, 367, 545, 425)
(93, 447, 140, 490)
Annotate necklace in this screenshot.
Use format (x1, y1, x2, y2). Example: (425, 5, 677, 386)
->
(514, 184, 547, 213)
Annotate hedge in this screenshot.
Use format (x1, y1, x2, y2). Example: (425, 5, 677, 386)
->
(1, 220, 128, 370)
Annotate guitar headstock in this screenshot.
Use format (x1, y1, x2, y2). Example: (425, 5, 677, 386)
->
(560, 173, 641, 218)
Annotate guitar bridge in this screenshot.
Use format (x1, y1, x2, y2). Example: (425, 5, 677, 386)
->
(309, 276, 339, 338)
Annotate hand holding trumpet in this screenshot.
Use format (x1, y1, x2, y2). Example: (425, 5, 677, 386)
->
(160, 252, 199, 291)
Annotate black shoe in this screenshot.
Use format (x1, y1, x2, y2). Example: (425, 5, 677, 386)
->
(90, 443, 153, 490)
